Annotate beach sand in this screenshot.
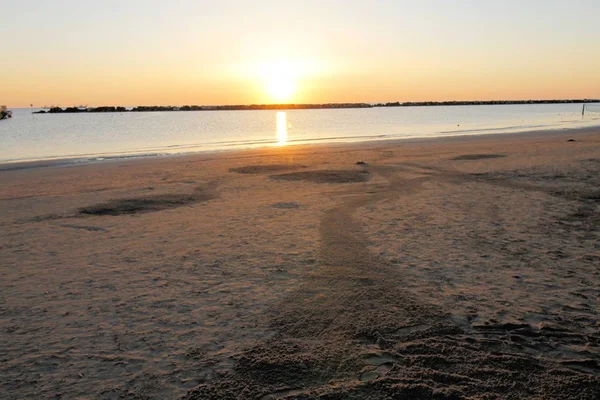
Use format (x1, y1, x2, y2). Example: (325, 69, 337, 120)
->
(1, 128, 599, 399)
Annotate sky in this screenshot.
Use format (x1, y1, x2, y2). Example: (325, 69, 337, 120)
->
(2, 0, 599, 107)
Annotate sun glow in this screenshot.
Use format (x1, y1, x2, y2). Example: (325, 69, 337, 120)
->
(234, 58, 326, 103)
(265, 63, 297, 102)
(268, 74, 296, 102)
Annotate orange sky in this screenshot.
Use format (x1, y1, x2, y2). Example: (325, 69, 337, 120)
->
(2, 1, 599, 107)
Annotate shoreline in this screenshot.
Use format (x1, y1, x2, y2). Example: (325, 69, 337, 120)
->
(2, 124, 599, 172)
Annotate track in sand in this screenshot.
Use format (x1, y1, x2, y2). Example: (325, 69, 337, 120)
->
(186, 162, 599, 399)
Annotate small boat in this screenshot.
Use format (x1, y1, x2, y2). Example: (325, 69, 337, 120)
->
(0, 105, 12, 120)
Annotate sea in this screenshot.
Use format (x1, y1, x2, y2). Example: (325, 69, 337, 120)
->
(1, 103, 599, 164)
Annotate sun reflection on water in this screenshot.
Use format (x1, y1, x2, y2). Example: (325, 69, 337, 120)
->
(276, 112, 288, 145)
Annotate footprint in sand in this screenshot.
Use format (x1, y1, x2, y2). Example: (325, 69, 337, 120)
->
(360, 352, 401, 381)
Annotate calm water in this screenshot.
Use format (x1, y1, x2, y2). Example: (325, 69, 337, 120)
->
(1, 103, 599, 163)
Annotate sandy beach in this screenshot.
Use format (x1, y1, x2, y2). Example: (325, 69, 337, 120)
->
(1, 128, 599, 399)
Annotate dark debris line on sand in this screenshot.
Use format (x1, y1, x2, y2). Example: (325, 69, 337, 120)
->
(185, 164, 600, 400)
(270, 170, 371, 184)
(451, 154, 507, 161)
(229, 165, 308, 174)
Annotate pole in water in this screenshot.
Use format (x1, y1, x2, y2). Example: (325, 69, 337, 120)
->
(582, 104, 585, 117)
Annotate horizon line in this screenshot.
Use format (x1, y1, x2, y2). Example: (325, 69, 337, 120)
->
(15, 98, 600, 110)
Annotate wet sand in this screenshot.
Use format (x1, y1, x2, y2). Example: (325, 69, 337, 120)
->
(1, 128, 599, 399)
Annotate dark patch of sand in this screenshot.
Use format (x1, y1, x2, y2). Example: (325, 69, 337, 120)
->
(57, 223, 107, 232)
(79, 186, 215, 216)
(271, 169, 371, 184)
(27, 213, 64, 223)
(452, 154, 507, 160)
(272, 202, 301, 209)
(229, 164, 307, 174)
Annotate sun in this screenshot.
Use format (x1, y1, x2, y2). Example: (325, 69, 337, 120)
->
(262, 62, 298, 103)
(240, 59, 318, 103)
(267, 68, 296, 102)
(234, 58, 325, 103)
(268, 74, 296, 103)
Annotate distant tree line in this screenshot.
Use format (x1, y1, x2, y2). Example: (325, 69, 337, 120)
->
(33, 103, 373, 114)
(33, 99, 599, 114)
(373, 99, 599, 107)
